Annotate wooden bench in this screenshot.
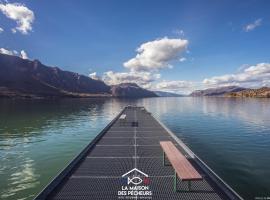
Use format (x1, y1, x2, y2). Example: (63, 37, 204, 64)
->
(160, 141, 203, 192)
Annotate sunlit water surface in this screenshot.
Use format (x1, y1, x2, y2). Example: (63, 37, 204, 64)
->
(0, 97, 270, 200)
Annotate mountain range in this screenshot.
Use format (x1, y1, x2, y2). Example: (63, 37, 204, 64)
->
(0, 54, 158, 98)
(1, 54, 269, 99)
(189, 86, 246, 96)
(111, 83, 157, 98)
(189, 86, 270, 98)
(225, 87, 270, 98)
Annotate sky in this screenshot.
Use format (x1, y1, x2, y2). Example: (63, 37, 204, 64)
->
(0, 0, 270, 94)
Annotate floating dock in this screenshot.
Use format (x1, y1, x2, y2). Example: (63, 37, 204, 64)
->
(35, 106, 243, 200)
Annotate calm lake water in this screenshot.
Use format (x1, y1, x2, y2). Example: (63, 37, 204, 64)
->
(0, 97, 270, 200)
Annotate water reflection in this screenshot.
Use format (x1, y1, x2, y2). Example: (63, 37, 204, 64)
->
(200, 97, 270, 126)
(1, 155, 39, 200)
(137, 97, 270, 128)
(0, 98, 114, 200)
(0, 97, 270, 200)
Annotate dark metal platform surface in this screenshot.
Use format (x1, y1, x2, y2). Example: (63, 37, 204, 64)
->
(35, 106, 243, 200)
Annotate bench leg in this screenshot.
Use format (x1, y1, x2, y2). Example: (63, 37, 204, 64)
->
(173, 173, 194, 193)
(162, 152, 171, 166)
(175, 180, 194, 192)
(163, 151, 165, 166)
(174, 170, 177, 192)
(188, 180, 191, 191)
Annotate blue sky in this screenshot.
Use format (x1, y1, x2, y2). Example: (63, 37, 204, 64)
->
(1, 0, 270, 93)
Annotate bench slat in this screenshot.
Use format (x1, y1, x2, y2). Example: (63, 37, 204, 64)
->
(160, 141, 202, 181)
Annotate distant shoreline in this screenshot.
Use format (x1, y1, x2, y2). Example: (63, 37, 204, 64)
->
(1, 95, 270, 100)
(190, 86, 270, 98)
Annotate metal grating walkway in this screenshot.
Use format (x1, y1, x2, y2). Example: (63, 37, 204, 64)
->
(35, 106, 242, 200)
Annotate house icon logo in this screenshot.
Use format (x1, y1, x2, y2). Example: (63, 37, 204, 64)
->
(121, 168, 150, 185)
(118, 168, 152, 199)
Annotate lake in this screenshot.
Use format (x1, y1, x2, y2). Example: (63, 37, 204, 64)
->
(0, 97, 270, 200)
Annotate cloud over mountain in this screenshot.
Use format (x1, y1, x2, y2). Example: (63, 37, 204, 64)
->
(203, 63, 270, 88)
(153, 80, 194, 94)
(20, 50, 28, 59)
(0, 48, 17, 56)
(102, 71, 160, 87)
(89, 72, 100, 80)
(124, 37, 188, 72)
(0, 48, 28, 59)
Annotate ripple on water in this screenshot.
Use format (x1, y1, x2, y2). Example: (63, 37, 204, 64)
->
(1, 158, 39, 199)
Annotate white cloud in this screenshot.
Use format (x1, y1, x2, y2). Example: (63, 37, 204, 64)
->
(101, 70, 195, 94)
(179, 57, 186, 62)
(102, 61, 270, 93)
(11, 28, 16, 33)
(152, 80, 194, 94)
(1, 48, 14, 55)
(0, 3, 34, 34)
(102, 71, 161, 87)
(244, 19, 262, 32)
(0, 47, 29, 59)
(124, 37, 188, 72)
(173, 29, 185, 36)
(0, 27, 3, 33)
(20, 50, 28, 59)
(101, 37, 190, 91)
(203, 63, 270, 88)
(89, 72, 101, 80)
